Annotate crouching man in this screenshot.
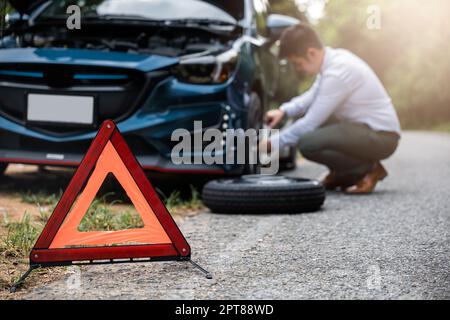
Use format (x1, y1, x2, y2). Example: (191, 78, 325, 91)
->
(264, 24, 401, 194)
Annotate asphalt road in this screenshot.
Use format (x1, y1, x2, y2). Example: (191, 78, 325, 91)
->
(26, 131, 450, 299)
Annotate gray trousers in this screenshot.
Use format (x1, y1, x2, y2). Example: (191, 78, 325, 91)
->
(297, 121, 400, 181)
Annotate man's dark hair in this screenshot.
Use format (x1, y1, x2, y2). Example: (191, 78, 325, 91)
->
(279, 24, 324, 58)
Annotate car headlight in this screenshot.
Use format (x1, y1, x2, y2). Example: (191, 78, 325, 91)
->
(174, 49, 238, 84)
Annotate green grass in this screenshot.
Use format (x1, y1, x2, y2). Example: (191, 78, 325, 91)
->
(78, 187, 204, 231)
(0, 212, 65, 295)
(1, 186, 204, 255)
(162, 186, 203, 213)
(78, 194, 144, 232)
(1, 185, 203, 293)
(20, 190, 62, 224)
(20, 190, 62, 206)
(0, 213, 41, 257)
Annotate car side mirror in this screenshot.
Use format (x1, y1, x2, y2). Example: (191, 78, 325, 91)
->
(267, 14, 301, 40)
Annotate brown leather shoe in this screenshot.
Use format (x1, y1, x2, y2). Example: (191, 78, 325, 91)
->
(345, 162, 388, 194)
(321, 171, 353, 190)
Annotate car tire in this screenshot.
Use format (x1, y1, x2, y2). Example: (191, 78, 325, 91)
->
(244, 92, 263, 175)
(202, 175, 325, 214)
(0, 163, 8, 177)
(279, 146, 298, 171)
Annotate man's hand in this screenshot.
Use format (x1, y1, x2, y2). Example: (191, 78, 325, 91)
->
(264, 109, 286, 129)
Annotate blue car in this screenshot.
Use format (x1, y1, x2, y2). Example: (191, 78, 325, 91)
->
(0, 0, 300, 177)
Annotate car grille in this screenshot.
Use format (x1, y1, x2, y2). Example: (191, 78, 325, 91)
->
(0, 63, 167, 135)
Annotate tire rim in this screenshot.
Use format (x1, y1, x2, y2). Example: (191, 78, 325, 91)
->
(217, 175, 319, 186)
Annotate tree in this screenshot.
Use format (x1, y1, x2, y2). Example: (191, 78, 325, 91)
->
(317, 0, 450, 129)
(269, 0, 308, 21)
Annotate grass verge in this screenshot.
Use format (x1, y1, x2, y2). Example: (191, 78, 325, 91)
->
(0, 186, 205, 298)
(0, 211, 66, 299)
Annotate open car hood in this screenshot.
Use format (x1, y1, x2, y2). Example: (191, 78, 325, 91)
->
(204, 0, 244, 20)
(8, 0, 48, 15)
(8, 0, 245, 19)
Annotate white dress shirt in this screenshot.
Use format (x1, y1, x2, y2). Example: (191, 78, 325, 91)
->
(274, 47, 401, 150)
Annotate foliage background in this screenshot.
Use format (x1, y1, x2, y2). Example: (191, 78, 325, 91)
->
(271, 0, 450, 130)
(1, 0, 450, 130)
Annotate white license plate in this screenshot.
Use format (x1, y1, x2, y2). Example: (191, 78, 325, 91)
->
(27, 94, 94, 125)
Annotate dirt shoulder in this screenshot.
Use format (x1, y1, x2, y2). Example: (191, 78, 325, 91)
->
(0, 164, 205, 300)
(0, 165, 68, 299)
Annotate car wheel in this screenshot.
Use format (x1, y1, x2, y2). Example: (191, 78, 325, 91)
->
(202, 175, 325, 214)
(279, 146, 298, 171)
(0, 163, 8, 177)
(244, 92, 263, 175)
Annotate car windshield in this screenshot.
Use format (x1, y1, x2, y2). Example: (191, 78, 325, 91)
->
(37, 0, 237, 24)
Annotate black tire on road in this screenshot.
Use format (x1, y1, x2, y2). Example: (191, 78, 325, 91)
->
(202, 175, 325, 214)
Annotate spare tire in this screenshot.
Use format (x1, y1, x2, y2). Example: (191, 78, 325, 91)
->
(202, 175, 325, 214)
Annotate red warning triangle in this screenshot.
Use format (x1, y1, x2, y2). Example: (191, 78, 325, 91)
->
(30, 120, 190, 266)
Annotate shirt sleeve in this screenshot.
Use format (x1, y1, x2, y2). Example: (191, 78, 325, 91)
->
(279, 75, 321, 118)
(273, 75, 351, 150)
